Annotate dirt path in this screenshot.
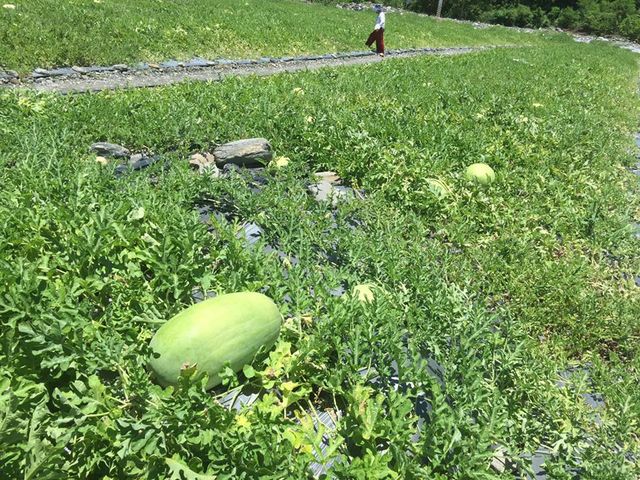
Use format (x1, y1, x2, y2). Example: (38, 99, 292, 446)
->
(2, 46, 494, 95)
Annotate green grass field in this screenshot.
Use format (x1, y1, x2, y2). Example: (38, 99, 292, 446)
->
(0, 0, 551, 73)
(2, 36, 639, 478)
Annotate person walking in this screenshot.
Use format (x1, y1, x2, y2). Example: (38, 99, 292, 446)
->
(365, 4, 385, 57)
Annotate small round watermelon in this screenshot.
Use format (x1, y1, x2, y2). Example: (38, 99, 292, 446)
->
(464, 163, 495, 185)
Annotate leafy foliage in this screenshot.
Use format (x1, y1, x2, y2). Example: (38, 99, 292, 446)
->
(373, 0, 640, 40)
(1, 40, 639, 478)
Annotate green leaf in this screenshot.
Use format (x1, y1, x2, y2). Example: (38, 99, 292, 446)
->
(127, 206, 145, 221)
(165, 456, 216, 480)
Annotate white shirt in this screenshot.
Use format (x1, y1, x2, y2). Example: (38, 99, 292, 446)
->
(374, 12, 385, 30)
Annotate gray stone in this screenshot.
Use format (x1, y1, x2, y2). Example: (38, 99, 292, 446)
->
(90, 142, 130, 158)
(0, 69, 19, 84)
(222, 163, 241, 176)
(32, 68, 50, 78)
(113, 155, 159, 176)
(184, 58, 214, 68)
(213, 138, 273, 168)
(160, 60, 180, 68)
(112, 64, 128, 71)
(72, 66, 91, 74)
(86, 66, 114, 73)
(129, 153, 145, 165)
(33, 67, 75, 78)
(130, 154, 159, 171)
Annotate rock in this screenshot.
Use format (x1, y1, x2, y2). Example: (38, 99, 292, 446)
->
(84, 66, 113, 74)
(213, 138, 273, 168)
(129, 154, 159, 171)
(315, 171, 341, 184)
(114, 155, 160, 176)
(32, 67, 75, 78)
(32, 68, 50, 78)
(222, 163, 241, 175)
(0, 69, 18, 83)
(189, 153, 220, 176)
(129, 153, 144, 165)
(90, 142, 130, 158)
(184, 58, 214, 68)
(72, 66, 91, 74)
(160, 60, 180, 68)
(113, 64, 128, 71)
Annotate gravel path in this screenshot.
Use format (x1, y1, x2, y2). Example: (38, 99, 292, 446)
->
(1, 46, 496, 94)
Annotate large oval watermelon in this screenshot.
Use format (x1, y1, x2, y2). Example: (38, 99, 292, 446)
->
(149, 292, 282, 389)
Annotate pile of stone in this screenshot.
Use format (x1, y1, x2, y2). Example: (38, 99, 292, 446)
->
(0, 68, 19, 85)
(336, 2, 405, 13)
(91, 137, 276, 178)
(90, 142, 160, 175)
(90, 137, 361, 206)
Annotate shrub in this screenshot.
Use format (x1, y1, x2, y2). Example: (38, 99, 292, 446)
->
(556, 7, 582, 29)
(619, 13, 640, 40)
(479, 5, 535, 28)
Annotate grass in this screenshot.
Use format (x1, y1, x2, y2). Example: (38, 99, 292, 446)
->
(0, 0, 552, 73)
(1, 38, 639, 478)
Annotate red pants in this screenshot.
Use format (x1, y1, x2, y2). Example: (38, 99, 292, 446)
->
(365, 28, 384, 54)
